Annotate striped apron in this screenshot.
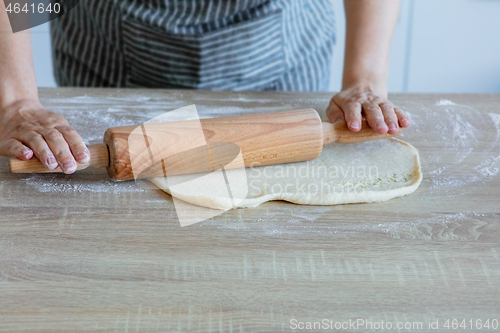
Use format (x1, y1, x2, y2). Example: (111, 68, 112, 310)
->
(50, 0, 336, 91)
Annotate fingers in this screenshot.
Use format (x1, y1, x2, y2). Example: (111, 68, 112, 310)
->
(326, 100, 345, 123)
(14, 126, 87, 174)
(19, 131, 59, 170)
(326, 98, 362, 131)
(329, 88, 411, 134)
(10, 126, 87, 174)
(362, 101, 388, 134)
(0, 102, 87, 173)
(379, 103, 399, 135)
(343, 102, 363, 132)
(0, 139, 33, 160)
(395, 107, 411, 128)
(40, 128, 78, 174)
(56, 126, 90, 164)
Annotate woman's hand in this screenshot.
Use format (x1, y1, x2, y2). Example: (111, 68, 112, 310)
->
(326, 80, 410, 135)
(330, 0, 408, 135)
(0, 99, 90, 174)
(1, 3, 88, 174)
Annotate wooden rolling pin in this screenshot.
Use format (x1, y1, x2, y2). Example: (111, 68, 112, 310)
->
(9, 109, 401, 181)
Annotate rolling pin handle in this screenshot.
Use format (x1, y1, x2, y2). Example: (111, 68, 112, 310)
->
(8, 143, 110, 174)
(322, 120, 402, 144)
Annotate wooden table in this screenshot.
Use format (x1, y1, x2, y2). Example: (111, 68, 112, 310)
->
(0, 89, 499, 332)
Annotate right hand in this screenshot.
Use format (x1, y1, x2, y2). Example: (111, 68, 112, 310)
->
(0, 98, 90, 174)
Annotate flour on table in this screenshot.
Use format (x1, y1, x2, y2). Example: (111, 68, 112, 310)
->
(150, 138, 422, 210)
(435, 99, 457, 106)
(21, 174, 143, 194)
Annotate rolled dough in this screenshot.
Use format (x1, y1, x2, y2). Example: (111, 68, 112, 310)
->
(150, 138, 422, 210)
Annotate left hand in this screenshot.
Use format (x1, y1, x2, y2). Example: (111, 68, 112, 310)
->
(326, 81, 410, 135)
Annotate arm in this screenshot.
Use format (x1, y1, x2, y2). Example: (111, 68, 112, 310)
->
(326, 0, 411, 134)
(0, 1, 38, 106)
(0, 0, 88, 173)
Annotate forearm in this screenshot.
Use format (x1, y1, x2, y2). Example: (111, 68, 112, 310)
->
(0, 0, 38, 108)
(342, 0, 400, 91)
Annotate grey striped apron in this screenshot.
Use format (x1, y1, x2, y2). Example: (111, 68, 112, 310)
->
(50, 0, 336, 91)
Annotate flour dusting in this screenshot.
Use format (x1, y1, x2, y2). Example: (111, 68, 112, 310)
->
(474, 113, 500, 177)
(489, 112, 500, 140)
(435, 99, 456, 106)
(21, 175, 145, 194)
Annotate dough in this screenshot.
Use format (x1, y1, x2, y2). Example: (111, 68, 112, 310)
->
(150, 138, 422, 210)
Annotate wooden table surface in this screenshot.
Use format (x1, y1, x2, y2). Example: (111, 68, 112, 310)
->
(0, 88, 499, 332)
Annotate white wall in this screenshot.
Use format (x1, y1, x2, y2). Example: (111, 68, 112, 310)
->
(407, 0, 500, 93)
(31, 0, 500, 93)
(31, 22, 56, 87)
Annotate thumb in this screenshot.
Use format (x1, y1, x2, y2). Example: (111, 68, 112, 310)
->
(326, 100, 345, 123)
